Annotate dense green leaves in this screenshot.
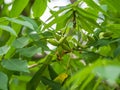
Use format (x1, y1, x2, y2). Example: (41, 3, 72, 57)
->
(0, 0, 120, 90)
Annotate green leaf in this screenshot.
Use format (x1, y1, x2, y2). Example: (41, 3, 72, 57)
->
(0, 45, 10, 55)
(20, 15, 39, 30)
(16, 46, 42, 57)
(10, 0, 29, 17)
(27, 54, 53, 90)
(107, 24, 120, 29)
(0, 31, 10, 47)
(77, 16, 93, 33)
(46, 6, 71, 22)
(40, 76, 61, 90)
(102, 0, 120, 12)
(0, 0, 3, 5)
(0, 25, 17, 36)
(94, 39, 110, 47)
(76, 9, 100, 29)
(0, 72, 8, 90)
(42, 31, 53, 38)
(35, 40, 50, 51)
(82, 52, 99, 63)
(98, 45, 111, 56)
(107, 24, 120, 37)
(5, 17, 34, 30)
(80, 74, 94, 90)
(75, 7, 98, 20)
(84, 0, 107, 15)
(12, 37, 30, 48)
(93, 65, 120, 84)
(43, 10, 72, 30)
(32, 0, 47, 18)
(1, 59, 29, 73)
(4, 23, 22, 59)
(114, 45, 120, 57)
(48, 65, 58, 80)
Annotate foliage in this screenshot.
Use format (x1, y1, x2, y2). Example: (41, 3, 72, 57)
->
(0, 0, 120, 90)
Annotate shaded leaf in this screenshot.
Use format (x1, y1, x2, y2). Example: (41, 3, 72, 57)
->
(26, 54, 53, 90)
(12, 37, 30, 48)
(1, 59, 29, 73)
(0, 72, 8, 90)
(41, 76, 61, 90)
(82, 52, 99, 63)
(35, 40, 50, 51)
(0, 45, 10, 55)
(48, 65, 58, 80)
(94, 39, 110, 47)
(114, 45, 120, 57)
(16, 46, 42, 57)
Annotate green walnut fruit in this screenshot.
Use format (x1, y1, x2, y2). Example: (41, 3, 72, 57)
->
(47, 39, 59, 46)
(99, 32, 105, 39)
(99, 32, 113, 39)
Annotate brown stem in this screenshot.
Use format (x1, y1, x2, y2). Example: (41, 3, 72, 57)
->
(70, 0, 76, 4)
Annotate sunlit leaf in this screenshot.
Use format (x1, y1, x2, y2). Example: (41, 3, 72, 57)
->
(32, 0, 47, 18)
(10, 0, 29, 17)
(54, 73, 68, 84)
